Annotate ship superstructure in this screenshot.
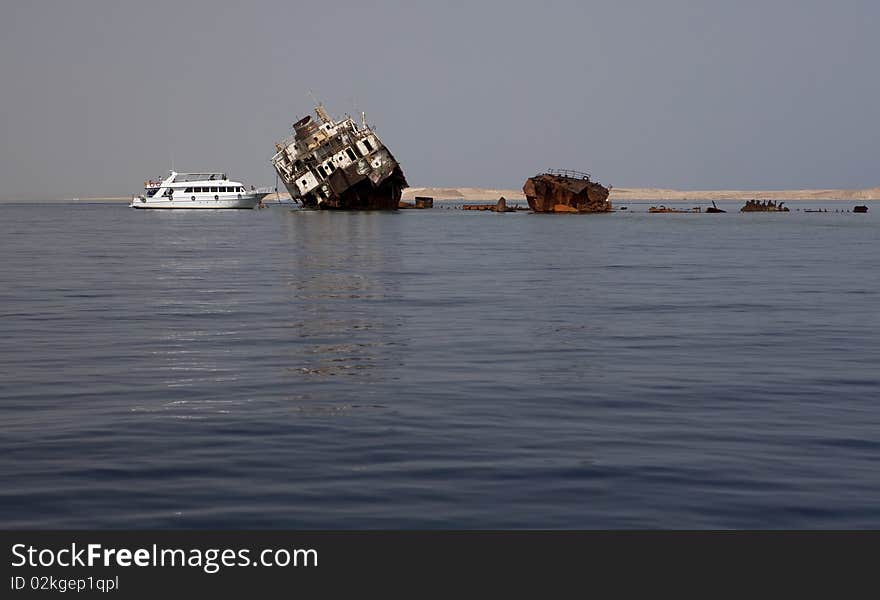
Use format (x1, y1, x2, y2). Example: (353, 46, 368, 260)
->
(271, 104, 407, 210)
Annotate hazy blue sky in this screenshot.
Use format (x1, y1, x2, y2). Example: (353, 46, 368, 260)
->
(1, 0, 878, 199)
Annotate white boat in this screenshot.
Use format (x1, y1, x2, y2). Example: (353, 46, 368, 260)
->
(130, 171, 271, 209)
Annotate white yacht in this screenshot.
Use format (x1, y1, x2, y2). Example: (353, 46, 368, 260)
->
(130, 171, 271, 209)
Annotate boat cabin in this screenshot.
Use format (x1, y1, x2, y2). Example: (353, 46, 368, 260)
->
(143, 171, 249, 198)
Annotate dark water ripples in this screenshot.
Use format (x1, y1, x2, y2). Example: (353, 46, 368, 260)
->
(1, 201, 879, 528)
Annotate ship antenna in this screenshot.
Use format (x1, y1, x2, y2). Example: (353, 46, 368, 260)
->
(308, 89, 332, 124)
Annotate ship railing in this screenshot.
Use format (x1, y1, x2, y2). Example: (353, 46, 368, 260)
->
(545, 168, 592, 180)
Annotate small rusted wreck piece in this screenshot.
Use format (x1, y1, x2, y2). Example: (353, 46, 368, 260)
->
(461, 197, 527, 212)
(398, 196, 433, 209)
(271, 104, 408, 210)
(523, 169, 612, 213)
(648, 205, 701, 213)
(853, 205, 869, 213)
(740, 199, 789, 212)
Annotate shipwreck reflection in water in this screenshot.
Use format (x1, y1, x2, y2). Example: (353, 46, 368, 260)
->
(280, 211, 405, 380)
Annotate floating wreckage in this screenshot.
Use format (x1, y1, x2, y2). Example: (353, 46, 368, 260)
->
(706, 201, 726, 213)
(523, 169, 612, 213)
(741, 199, 789, 212)
(461, 197, 528, 212)
(853, 205, 869, 213)
(399, 196, 434, 209)
(649, 205, 701, 213)
(271, 104, 407, 210)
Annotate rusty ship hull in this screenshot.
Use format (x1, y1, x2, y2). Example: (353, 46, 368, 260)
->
(523, 169, 612, 213)
(297, 161, 406, 210)
(740, 201, 789, 212)
(272, 105, 407, 210)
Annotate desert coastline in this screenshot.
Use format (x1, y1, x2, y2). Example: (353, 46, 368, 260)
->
(206, 184, 880, 203)
(403, 186, 880, 202)
(5, 185, 879, 203)
(294, 185, 878, 203)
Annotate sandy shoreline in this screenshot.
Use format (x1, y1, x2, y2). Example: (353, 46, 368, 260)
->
(5, 185, 879, 203)
(257, 185, 880, 203)
(402, 186, 880, 202)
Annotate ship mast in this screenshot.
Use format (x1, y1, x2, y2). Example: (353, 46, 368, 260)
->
(315, 103, 332, 124)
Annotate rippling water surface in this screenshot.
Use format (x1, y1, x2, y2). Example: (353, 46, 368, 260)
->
(1, 200, 878, 528)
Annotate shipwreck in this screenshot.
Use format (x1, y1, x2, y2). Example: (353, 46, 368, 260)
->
(523, 169, 612, 213)
(271, 104, 408, 210)
(740, 199, 789, 212)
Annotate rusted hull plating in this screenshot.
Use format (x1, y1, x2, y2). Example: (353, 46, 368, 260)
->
(290, 165, 406, 210)
(523, 170, 612, 213)
(741, 201, 789, 212)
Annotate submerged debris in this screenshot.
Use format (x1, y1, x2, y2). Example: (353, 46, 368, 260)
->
(461, 197, 528, 212)
(706, 201, 726, 213)
(523, 169, 612, 213)
(648, 206, 701, 213)
(741, 199, 789, 212)
(853, 205, 869, 213)
(399, 196, 433, 209)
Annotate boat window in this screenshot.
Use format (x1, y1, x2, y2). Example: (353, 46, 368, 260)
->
(239, 187, 244, 192)
(185, 187, 193, 193)
(345, 148, 357, 161)
(219, 187, 226, 192)
(362, 138, 374, 152)
(211, 187, 218, 193)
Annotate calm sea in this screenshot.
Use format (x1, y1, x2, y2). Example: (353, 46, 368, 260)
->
(1, 200, 878, 528)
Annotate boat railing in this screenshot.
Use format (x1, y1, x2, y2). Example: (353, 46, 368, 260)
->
(545, 168, 592, 180)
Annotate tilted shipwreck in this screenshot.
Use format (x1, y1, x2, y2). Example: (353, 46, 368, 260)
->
(271, 104, 408, 210)
(523, 169, 612, 213)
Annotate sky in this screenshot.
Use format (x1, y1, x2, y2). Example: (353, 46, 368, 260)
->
(1, 0, 878, 200)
